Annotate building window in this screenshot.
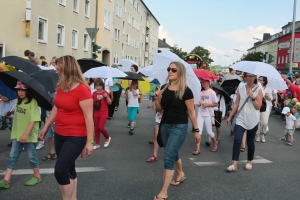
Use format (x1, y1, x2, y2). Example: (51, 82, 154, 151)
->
(83, 34, 89, 51)
(57, 24, 65, 46)
(133, 0, 137, 9)
(73, 0, 79, 13)
(137, 2, 141, 13)
(282, 56, 284, 64)
(114, 52, 119, 64)
(278, 57, 280, 64)
(129, 0, 133, 4)
(286, 55, 288, 63)
(38, 17, 48, 43)
(124, 0, 126, 13)
(116, 4, 122, 17)
(104, 9, 111, 30)
(114, 28, 120, 41)
(71, 29, 78, 49)
(85, 0, 90, 18)
(58, 0, 66, 6)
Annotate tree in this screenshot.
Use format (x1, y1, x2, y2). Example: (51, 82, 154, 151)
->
(241, 52, 264, 61)
(189, 46, 214, 66)
(169, 44, 187, 58)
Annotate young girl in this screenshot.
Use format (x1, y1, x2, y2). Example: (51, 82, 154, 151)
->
(193, 79, 218, 154)
(0, 81, 41, 189)
(125, 80, 140, 135)
(93, 79, 112, 149)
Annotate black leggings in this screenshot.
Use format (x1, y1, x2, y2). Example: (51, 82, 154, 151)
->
(54, 133, 86, 185)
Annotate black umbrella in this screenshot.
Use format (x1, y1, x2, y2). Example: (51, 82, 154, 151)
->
(30, 70, 58, 93)
(221, 79, 241, 88)
(117, 72, 144, 81)
(1, 56, 40, 74)
(211, 82, 231, 104)
(77, 58, 106, 73)
(0, 71, 53, 110)
(222, 86, 236, 96)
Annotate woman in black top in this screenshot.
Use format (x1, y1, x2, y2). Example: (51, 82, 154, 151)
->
(153, 62, 200, 200)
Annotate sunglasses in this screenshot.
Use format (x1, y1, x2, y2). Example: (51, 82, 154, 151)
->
(167, 67, 177, 73)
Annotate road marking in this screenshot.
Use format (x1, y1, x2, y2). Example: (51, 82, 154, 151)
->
(193, 156, 272, 167)
(0, 167, 105, 175)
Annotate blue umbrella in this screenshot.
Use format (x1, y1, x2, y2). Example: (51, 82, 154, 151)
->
(0, 79, 17, 100)
(150, 78, 160, 85)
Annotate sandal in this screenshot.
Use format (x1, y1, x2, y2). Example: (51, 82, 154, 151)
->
(211, 143, 218, 152)
(240, 147, 245, 152)
(42, 153, 57, 161)
(170, 176, 186, 186)
(146, 156, 158, 162)
(192, 149, 200, 155)
(226, 165, 237, 172)
(245, 163, 252, 171)
(154, 195, 168, 200)
(205, 141, 211, 147)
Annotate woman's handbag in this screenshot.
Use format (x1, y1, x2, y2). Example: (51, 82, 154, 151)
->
(260, 98, 267, 112)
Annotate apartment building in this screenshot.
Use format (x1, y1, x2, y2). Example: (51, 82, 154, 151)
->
(96, 0, 160, 67)
(0, 0, 96, 62)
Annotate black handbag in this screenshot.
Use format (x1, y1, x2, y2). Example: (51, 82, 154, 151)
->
(260, 98, 267, 112)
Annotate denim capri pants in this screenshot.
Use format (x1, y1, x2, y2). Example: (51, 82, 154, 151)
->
(7, 140, 39, 169)
(160, 123, 188, 170)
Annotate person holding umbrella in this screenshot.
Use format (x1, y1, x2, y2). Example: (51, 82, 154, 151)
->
(39, 55, 94, 199)
(226, 72, 263, 172)
(153, 62, 200, 200)
(0, 81, 42, 189)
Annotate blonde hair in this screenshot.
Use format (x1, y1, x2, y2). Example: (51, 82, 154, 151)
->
(56, 55, 87, 91)
(167, 62, 187, 100)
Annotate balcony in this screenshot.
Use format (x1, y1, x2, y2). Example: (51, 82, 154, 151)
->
(145, 36, 149, 44)
(146, 21, 150, 28)
(144, 52, 148, 58)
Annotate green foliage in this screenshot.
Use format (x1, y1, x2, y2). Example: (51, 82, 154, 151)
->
(169, 44, 188, 58)
(241, 52, 264, 62)
(189, 46, 214, 66)
(207, 66, 218, 74)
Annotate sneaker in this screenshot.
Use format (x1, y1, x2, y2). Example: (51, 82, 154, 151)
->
(7, 142, 12, 147)
(127, 123, 130, 128)
(211, 143, 218, 152)
(36, 141, 44, 150)
(261, 135, 266, 143)
(25, 176, 42, 186)
(103, 137, 111, 148)
(93, 145, 100, 150)
(287, 141, 293, 146)
(0, 125, 7, 130)
(279, 137, 286, 141)
(256, 137, 260, 142)
(129, 129, 134, 135)
(0, 180, 10, 189)
(284, 140, 289, 143)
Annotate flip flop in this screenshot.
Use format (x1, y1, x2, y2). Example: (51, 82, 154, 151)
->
(170, 177, 186, 186)
(240, 148, 245, 152)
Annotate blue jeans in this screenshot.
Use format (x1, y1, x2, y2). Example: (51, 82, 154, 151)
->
(54, 132, 86, 185)
(232, 124, 258, 161)
(160, 123, 188, 170)
(7, 140, 39, 169)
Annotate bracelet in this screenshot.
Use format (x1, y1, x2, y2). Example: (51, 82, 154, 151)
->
(86, 140, 93, 144)
(193, 128, 199, 132)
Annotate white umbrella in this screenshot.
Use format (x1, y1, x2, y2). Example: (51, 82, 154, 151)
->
(231, 61, 287, 90)
(83, 66, 127, 79)
(152, 51, 201, 103)
(139, 65, 154, 77)
(120, 59, 141, 72)
(38, 65, 53, 70)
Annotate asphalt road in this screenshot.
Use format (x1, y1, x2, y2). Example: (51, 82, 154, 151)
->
(0, 96, 299, 200)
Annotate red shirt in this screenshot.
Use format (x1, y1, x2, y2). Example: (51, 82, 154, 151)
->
(93, 90, 109, 118)
(54, 83, 92, 137)
(289, 84, 300, 102)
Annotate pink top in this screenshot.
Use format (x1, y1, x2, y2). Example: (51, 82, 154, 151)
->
(198, 88, 217, 117)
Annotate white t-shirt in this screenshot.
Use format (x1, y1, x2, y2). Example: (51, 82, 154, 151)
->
(213, 94, 226, 117)
(198, 88, 217, 117)
(262, 86, 273, 112)
(128, 89, 140, 107)
(285, 114, 296, 129)
(103, 78, 113, 93)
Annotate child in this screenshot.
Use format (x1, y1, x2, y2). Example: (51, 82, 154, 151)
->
(147, 83, 157, 108)
(281, 107, 297, 146)
(92, 79, 112, 149)
(0, 81, 41, 189)
(125, 80, 140, 135)
(193, 79, 218, 154)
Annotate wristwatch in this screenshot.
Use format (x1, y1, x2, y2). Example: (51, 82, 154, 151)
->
(252, 97, 256, 101)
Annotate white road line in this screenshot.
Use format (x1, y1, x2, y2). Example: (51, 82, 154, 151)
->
(193, 156, 272, 166)
(0, 167, 105, 175)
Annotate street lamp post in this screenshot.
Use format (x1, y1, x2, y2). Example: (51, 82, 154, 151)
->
(224, 55, 234, 65)
(289, 0, 297, 73)
(233, 49, 246, 54)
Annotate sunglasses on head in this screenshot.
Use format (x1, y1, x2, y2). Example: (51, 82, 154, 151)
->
(167, 67, 177, 73)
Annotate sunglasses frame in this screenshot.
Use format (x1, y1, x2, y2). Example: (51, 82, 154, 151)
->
(167, 67, 177, 73)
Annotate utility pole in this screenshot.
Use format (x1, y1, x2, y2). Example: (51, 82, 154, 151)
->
(289, 0, 297, 73)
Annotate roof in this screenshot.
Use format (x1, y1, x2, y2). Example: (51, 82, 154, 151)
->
(140, 0, 160, 25)
(158, 39, 171, 48)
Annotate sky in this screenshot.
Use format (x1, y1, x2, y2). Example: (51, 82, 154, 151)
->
(143, 0, 300, 67)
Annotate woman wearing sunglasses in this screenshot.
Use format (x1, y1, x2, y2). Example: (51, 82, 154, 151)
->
(226, 72, 263, 172)
(153, 62, 200, 200)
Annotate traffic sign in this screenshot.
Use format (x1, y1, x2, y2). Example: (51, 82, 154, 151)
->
(86, 28, 99, 41)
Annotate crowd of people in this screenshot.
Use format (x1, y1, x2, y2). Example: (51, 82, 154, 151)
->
(0, 53, 299, 200)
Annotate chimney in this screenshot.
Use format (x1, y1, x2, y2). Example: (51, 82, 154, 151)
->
(163, 38, 166, 43)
